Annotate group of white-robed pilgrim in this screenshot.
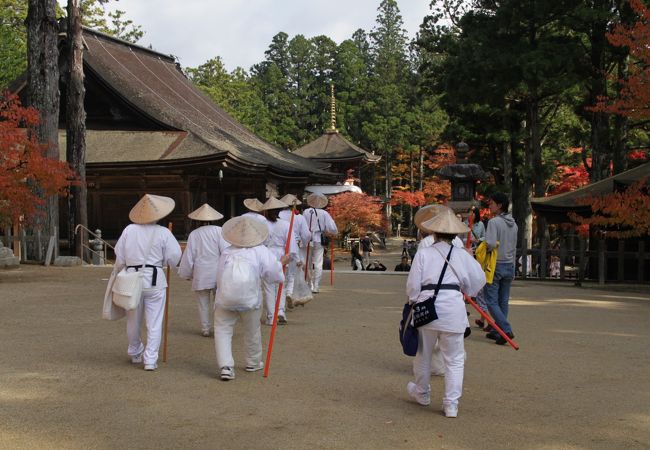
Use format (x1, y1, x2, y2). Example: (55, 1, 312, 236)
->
(109, 192, 337, 381)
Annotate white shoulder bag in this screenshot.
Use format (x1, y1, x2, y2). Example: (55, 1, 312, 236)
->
(112, 230, 156, 310)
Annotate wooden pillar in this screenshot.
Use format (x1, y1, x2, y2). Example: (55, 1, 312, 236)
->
(521, 235, 528, 280)
(617, 240, 625, 282)
(559, 235, 567, 280)
(598, 238, 606, 285)
(638, 241, 645, 283)
(540, 237, 547, 279)
(576, 238, 586, 286)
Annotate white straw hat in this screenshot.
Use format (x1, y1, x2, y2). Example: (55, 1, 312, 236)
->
(262, 197, 289, 211)
(280, 194, 302, 206)
(243, 198, 264, 212)
(306, 193, 328, 209)
(129, 194, 175, 224)
(414, 204, 451, 231)
(222, 216, 269, 248)
(421, 208, 470, 235)
(188, 203, 224, 221)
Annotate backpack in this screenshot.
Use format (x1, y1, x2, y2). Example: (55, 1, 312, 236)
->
(218, 252, 260, 311)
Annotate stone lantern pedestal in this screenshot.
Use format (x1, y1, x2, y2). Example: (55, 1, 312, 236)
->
(436, 142, 487, 217)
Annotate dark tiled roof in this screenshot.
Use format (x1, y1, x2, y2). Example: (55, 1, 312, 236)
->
(292, 131, 381, 163)
(80, 29, 333, 178)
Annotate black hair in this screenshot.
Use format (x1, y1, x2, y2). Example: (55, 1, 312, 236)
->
(470, 207, 481, 224)
(266, 209, 280, 222)
(490, 192, 510, 213)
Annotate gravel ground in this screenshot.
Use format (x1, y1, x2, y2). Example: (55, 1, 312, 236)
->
(1, 242, 649, 449)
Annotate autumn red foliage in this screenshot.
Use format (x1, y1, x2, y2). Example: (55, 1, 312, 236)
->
(328, 192, 384, 236)
(568, 178, 650, 238)
(0, 93, 75, 227)
(593, 0, 650, 119)
(390, 189, 426, 207)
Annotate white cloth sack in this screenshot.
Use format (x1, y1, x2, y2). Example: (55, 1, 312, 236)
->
(291, 270, 313, 303)
(219, 253, 260, 311)
(111, 268, 144, 310)
(103, 269, 126, 320)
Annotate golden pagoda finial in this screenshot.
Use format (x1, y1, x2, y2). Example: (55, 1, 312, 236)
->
(328, 83, 337, 133)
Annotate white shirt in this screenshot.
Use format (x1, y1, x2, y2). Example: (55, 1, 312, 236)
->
(303, 208, 338, 243)
(406, 242, 486, 333)
(265, 219, 299, 262)
(114, 223, 182, 290)
(279, 210, 311, 248)
(418, 234, 464, 250)
(214, 245, 284, 309)
(178, 225, 229, 291)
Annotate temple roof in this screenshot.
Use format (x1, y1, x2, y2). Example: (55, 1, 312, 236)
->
(531, 162, 650, 222)
(16, 28, 335, 180)
(292, 131, 381, 163)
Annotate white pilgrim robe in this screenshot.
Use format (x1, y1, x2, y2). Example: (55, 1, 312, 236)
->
(178, 225, 229, 291)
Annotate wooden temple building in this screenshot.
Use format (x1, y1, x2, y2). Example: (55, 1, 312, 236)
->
(14, 28, 335, 239)
(292, 86, 380, 189)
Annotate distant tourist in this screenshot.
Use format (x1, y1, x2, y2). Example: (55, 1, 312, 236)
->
(366, 260, 386, 271)
(394, 256, 411, 272)
(351, 246, 364, 270)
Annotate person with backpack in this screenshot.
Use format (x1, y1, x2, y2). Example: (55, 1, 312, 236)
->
(261, 197, 298, 325)
(177, 204, 228, 337)
(213, 216, 288, 381)
(114, 194, 182, 371)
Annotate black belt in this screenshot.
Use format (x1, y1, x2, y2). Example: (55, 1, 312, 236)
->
(126, 265, 162, 286)
(421, 283, 460, 292)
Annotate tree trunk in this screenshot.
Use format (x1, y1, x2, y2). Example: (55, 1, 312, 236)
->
(528, 97, 546, 247)
(384, 153, 392, 234)
(27, 0, 60, 260)
(66, 0, 87, 258)
(509, 117, 532, 253)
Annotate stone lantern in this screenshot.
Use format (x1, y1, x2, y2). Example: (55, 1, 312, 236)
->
(436, 142, 487, 215)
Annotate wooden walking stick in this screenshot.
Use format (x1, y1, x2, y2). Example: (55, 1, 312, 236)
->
(330, 238, 334, 285)
(162, 221, 173, 363)
(264, 208, 295, 378)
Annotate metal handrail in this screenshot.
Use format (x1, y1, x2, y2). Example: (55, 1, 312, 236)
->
(74, 224, 115, 264)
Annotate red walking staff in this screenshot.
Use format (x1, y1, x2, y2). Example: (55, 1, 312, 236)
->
(264, 207, 295, 377)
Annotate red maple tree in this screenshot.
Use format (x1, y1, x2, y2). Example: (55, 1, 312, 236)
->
(593, 0, 650, 119)
(390, 189, 426, 207)
(0, 93, 75, 227)
(328, 192, 385, 236)
(568, 178, 650, 238)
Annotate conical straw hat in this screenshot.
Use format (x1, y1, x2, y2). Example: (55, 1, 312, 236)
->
(188, 203, 224, 221)
(222, 216, 269, 248)
(306, 193, 328, 209)
(129, 194, 175, 224)
(280, 193, 302, 206)
(414, 204, 451, 230)
(243, 198, 264, 212)
(262, 197, 289, 211)
(421, 208, 470, 235)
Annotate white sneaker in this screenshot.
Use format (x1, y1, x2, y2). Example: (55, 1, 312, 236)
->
(131, 351, 143, 364)
(144, 363, 157, 371)
(443, 404, 458, 418)
(201, 329, 211, 337)
(220, 366, 235, 380)
(245, 362, 264, 372)
(406, 382, 430, 406)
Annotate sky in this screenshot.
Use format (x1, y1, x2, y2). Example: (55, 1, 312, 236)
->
(74, 0, 432, 71)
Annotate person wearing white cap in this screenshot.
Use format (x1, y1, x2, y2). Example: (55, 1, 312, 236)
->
(178, 204, 228, 337)
(303, 193, 338, 293)
(261, 197, 298, 325)
(214, 216, 288, 381)
(278, 194, 310, 305)
(114, 194, 182, 371)
(405, 209, 485, 418)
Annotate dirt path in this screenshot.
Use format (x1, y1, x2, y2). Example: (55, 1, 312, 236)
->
(0, 264, 648, 449)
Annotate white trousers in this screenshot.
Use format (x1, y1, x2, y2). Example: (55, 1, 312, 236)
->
(412, 329, 465, 407)
(195, 289, 215, 332)
(309, 243, 324, 290)
(213, 307, 263, 369)
(126, 288, 166, 366)
(263, 279, 286, 323)
(284, 260, 297, 297)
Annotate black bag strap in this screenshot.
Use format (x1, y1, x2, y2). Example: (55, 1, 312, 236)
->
(431, 244, 454, 300)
